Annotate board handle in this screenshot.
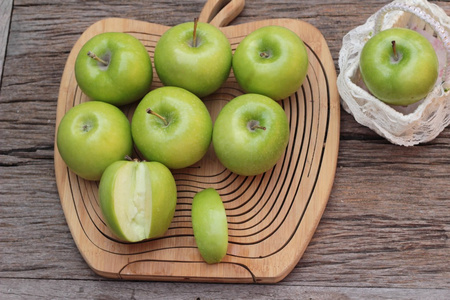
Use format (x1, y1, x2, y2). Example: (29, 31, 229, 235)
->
(198, 0, 245, 27)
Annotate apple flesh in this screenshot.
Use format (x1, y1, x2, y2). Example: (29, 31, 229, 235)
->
(99, 159, 177, 242)
(154, 21, 232, 98)
(56, 101, 133, 181)
(232, 25, 309, 101)
(212, 93, 290, 176)
(75, 32, 153, 106)
(359, 28, 439, 106)
(191, 188, 228, 264)
(131, 86, 213, 169)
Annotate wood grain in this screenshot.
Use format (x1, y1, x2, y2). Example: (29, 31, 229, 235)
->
(1, 278, 450, 300)
(1, 0, 449, 298)
(0, 0, 13, 87)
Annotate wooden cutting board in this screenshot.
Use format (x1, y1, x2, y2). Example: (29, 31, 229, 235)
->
(54, 0, 340, 283)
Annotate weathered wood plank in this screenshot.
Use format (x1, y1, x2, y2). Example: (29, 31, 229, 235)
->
(0, 0, 13, 87)
(1, 138, 449, 285)
(1, 278, 450, 300)
(0, 0, 449, 297)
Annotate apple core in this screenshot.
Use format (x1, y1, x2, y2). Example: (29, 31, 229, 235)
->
(111, 161, 153, 242)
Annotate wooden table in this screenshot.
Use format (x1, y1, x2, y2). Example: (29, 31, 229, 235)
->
(1, 0, 449, 298)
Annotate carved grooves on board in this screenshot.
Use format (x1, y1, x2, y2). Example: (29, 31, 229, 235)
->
(57, 20, 335, 282)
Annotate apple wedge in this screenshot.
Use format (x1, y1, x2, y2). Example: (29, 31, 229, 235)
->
(192, 188, 228, 264)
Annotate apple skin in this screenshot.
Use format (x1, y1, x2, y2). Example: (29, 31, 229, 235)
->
(75, 32, 153, 106)
(99, 159, 177, 242)
(154, 22, 232, 98)
(56, 101, 133, 181)
(131, 86, 213, 169)
(191, 188, 228, 264)
(359, 28, 439, 106)
(212, 93, 290, 176)
(232, 25, 309, 101)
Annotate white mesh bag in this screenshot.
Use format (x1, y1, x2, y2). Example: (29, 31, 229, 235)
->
(337, 0, 450, 146)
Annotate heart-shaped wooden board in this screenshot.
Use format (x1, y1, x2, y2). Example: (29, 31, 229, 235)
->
(54, 0, 340, 283)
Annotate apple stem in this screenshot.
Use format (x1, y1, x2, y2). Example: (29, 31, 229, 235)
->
(252, 125, 266, 130)
(146, 108, 169, 126)
(125, 155, 143, 162)
(250, 124, 266, 131)
(260, 52, 270, 59)
(193, 18, 199, 47)
(87, 51, 108, 66)
(247, 120, 266, 131)
(391, 40, 399, 62)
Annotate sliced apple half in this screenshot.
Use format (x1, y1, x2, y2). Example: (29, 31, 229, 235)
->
(99, 159, 177, 242)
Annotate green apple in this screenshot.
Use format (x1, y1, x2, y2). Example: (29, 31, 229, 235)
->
(131, 86, 213, 169)
(359, 28, 439, 106)
(99, 159, 177, 242)
(75, 32, 153, 106)
(56, 101, 133, 181)
(232, 25, 309, 101)
(212, 93, 290, 176)
(191, 188, 228, 264)
(154, 20, 232, 98)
